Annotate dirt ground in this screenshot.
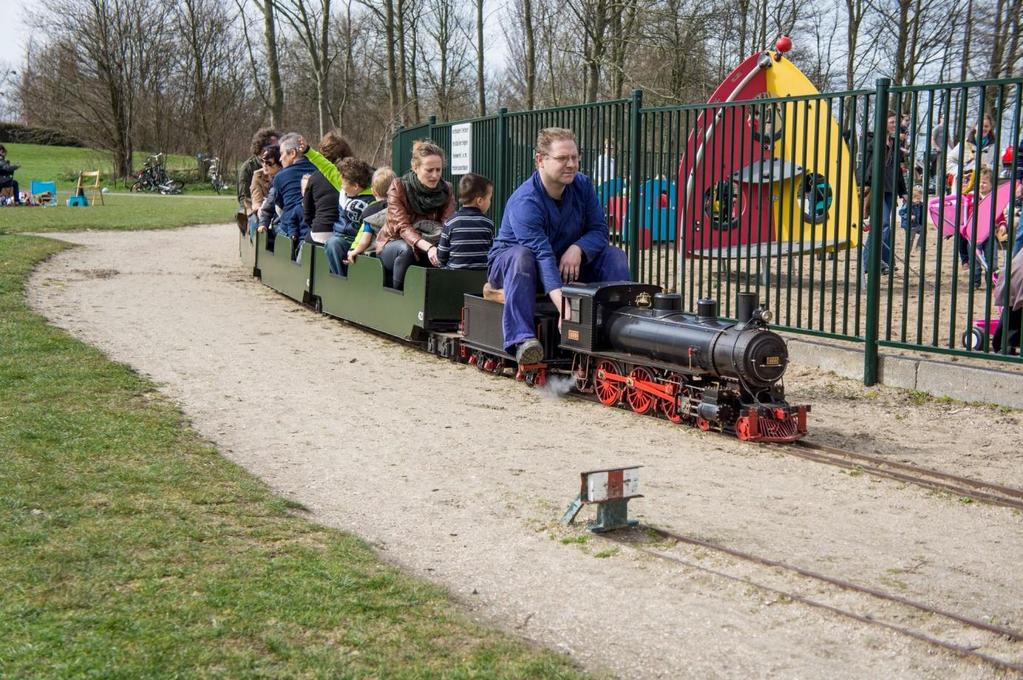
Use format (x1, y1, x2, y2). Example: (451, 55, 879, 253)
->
(27, 225, 1023, 678)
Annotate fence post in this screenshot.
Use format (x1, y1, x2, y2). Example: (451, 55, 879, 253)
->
(864, 78, 890, 386)
(496, 107, 508, 211)
(427, 115, 437, 142)
(627, 89, 644, 279)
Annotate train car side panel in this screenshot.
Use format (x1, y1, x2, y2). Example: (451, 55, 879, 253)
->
(257, 232, 311, 303)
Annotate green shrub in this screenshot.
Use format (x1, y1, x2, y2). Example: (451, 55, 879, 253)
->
(0, 122, 83, 147)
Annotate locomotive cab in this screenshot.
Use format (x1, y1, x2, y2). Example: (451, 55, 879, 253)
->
(559, 281, 662, 353)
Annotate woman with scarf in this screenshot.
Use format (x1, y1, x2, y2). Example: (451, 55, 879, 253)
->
(376, 140, 456, 289)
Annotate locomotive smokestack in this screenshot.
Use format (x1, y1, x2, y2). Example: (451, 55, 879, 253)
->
(737, 292, 758, 324)
(697, 298, 718, 320)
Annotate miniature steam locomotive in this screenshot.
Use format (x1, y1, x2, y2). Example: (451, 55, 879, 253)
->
(461, 282, 809, 442)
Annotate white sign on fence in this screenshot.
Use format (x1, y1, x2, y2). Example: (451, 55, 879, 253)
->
(451, 123, 472, 175)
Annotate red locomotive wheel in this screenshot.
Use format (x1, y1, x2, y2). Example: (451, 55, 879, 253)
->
(626, 367, 655, 414)
(696, 417, 711, 432)
(662, 397, 683, 423)
(594, 360, 624, 406)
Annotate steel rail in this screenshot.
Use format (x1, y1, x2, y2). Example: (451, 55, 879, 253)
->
(791, 440, 1023, 511)
(599, 527, 1023, 674)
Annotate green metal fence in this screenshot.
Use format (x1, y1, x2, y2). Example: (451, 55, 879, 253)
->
(392, 77, 1023, 381)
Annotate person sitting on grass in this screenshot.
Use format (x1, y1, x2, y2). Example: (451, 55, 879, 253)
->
(346, 167, 395, 265)
(437, 173, 494, 270)
(323, 158, 375, 275)
(0, 144, 22, 206)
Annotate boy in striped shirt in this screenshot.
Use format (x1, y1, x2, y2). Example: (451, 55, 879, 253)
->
(437, 173, 494, 269)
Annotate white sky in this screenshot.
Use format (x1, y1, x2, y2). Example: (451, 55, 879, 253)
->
(0, 1, 31, 67)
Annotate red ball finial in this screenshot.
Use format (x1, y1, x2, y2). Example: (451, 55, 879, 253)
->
(775, 36, 792, 53)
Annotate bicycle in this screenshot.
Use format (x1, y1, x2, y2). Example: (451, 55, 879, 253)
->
(197, 153, 229, 194)
(130, 153, 182, 195)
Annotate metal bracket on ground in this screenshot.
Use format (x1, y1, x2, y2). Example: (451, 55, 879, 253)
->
(561, 465, 643, 533)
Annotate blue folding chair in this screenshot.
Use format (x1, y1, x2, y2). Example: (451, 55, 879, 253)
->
(30, 180, 58, 207)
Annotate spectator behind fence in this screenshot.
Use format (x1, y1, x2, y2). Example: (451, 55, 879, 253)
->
(592, 138, 616, 185)
(376, 140, 456, 290)
(238, 127, 279, 217)
(437, 173, 494, 270)
(959, 168, 996, 288)
(0, 144, 22, 205)
(900, 184, 925, 251)
(861, 112, 907, 276)
(271, 133, 317, 246)
(302, 130, 353, 244)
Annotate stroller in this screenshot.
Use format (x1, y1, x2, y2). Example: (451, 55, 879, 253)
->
(962, 270, 1002, 349)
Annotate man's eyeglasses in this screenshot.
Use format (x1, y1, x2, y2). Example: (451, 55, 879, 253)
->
(544, 154, 579, 165)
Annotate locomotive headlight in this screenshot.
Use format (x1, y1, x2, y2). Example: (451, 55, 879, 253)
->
(758, 308, 773, 324)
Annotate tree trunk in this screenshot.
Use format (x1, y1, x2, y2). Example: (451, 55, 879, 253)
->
(959, 0, 973, 82)
(408, 14, 421, 122)
(262, 0, 284, 128)
(523, 0, 536, 109)
(396, 0, 409, 123)
(892, 0, 910, 85)
(384, 0, 399, 125)
(476, 0, 485, 116)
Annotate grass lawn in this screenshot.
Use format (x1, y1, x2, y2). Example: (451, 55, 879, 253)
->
(0, 235, 585, 677)
(2, 142, 228, 193)
(0, 193, 237, 235)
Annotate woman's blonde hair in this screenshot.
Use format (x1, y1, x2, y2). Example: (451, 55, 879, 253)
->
(535, 127, 577, 156)
(411, 139, 445, 168)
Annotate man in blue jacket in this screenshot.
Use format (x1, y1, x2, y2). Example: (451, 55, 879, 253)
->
(488, 127, 630, 365)
(271, 132, 316, 245)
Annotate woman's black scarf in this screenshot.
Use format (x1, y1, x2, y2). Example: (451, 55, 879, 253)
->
(401, 171, 449, 215)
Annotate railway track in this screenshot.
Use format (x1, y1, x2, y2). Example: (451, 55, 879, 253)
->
(562, 384, 1023, 511)
(790, 440, 1023, 511)
(597, 525, 1023, 673)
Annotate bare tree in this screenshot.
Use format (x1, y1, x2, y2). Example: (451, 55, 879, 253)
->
(421, 0, 473, 119)
(33, 0, 173, 177)
(261, 0, 286, 127)
(476, 0, 486, 115)
(275, 0, 337, 137)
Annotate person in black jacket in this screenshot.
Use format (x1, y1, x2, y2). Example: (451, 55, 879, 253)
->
(860, 112, 907, 276)
(0, 145, 22, 205)
(303, 131, 353, 243)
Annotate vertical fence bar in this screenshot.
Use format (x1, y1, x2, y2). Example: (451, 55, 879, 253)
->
(864, 78, 891, 385)
(627, 89, 643, 279)
(496, 107, 508, 226)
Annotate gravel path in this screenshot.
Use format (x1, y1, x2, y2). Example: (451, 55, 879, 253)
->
(28, 225, 1023, 678)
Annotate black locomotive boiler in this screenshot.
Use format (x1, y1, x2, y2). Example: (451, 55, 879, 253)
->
(462, 281, 808, 442)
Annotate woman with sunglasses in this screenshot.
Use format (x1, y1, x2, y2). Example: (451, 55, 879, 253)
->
(249, 145, 282, 238)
